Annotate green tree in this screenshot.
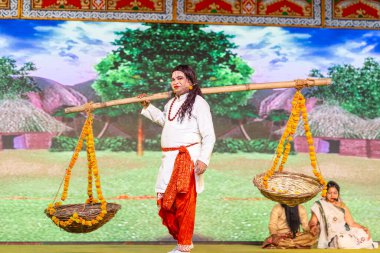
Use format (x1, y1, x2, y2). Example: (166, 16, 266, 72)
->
(94, 24, 254, 114)
(0, 56, 38, 99)
(307, 57, 380, 119)
(93, 23, 255, 143)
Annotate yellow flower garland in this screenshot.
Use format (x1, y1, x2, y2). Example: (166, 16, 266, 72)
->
(47, 111, 108, 228)
(263, 90, 327, 197)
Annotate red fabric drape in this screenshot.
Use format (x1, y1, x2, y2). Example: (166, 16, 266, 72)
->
(158, 144, 198, 247)
(161, 145, 195, 210)
(157, 169, 197, 245)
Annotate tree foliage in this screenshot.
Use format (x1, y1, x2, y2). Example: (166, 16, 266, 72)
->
(93, 23, 254, 119)
(0, 56, 38, 99)
(307, 57, 380, 119)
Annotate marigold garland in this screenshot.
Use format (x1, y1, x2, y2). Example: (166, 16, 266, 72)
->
(263, 90, 327, 197)
(47, 111, 108, 228)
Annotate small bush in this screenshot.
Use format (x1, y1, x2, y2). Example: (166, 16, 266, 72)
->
(214, 138, 281, 154)
(96, 137, 134, 151)
(50, 136, 282, 154)
(50, 136, 78, 152)
(50, 136, 136, 152)
(144, 136, 161, 151)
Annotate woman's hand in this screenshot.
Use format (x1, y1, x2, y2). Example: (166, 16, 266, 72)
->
(361, 226, 371, 240)
(137, 93, 150, 109)
(309, 214, 320, 236)
(195, 160, 207, 175)
(309, 223, 320, 236)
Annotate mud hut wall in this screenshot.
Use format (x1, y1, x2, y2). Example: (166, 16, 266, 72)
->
(368, 140, 380, 159)
(294, 136, 321, 153)
(339, 139, 368, 157)
(25, 133, 54, 149)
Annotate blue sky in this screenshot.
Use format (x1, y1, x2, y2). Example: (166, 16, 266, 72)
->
(0, 20, 379, 85)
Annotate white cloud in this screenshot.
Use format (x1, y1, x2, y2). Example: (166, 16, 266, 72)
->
(20, 22, 147, 85)
(1, 23, 379, 85)
(326, 39, 380, 69)
(206, 26, 380, 83)
(206, 26, 314, 82)
(363, 31, 380, 38)
(0, 36, 10, 48)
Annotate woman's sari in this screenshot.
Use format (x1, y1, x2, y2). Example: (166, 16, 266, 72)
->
(311, 199, 377, 249)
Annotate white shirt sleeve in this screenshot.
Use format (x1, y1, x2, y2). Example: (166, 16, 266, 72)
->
(195, 98, 216, 166)
(141, 103, 166, 127)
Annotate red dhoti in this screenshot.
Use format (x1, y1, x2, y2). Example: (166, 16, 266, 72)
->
(158, 144, 197, 252)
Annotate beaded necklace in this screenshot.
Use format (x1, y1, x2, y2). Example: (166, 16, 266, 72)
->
(168, 97, 182, 121)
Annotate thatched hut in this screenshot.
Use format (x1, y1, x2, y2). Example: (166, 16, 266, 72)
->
(359, 118, 380, 158)
(0, 99, 71, 150)
(359, 118, 380, 140)
(293, 104, 372, 157)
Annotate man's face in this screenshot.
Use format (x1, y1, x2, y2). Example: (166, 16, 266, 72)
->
(171, 71, 192, 96)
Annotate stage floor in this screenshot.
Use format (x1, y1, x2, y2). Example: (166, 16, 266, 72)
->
(0, 244, 379, 253)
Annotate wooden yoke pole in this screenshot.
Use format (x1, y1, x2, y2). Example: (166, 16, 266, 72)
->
(64, 78, 331, 114)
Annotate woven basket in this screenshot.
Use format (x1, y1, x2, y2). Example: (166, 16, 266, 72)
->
(45, 203, 121, 233)
(253, 171, 323, 207)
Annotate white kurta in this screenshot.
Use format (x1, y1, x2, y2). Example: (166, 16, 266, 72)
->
(141, 93, 216, 193)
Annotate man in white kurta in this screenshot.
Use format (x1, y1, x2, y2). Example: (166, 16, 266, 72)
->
(142, 93, 215, 194)
(141, 83, 215, 252)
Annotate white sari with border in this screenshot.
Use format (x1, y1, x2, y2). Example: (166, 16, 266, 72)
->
(311, 199, 377, 249)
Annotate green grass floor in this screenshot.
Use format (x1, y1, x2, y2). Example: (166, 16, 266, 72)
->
(1, 151, 379, 242)
(0, 244, 379, 253)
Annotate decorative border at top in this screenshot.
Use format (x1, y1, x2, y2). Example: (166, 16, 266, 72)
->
(0, 0, 18, 18)
(3, 0, 379, 29)
(21, 0, 173, 20)
(325, 0, 380, 29)
(176, 0, 322, 26)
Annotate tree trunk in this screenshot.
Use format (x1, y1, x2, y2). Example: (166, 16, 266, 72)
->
(97, 117, 111, 138)
(73, 117, 80, 136)
(268, 121, 274, 140)
(238, 120, 251, 140)
(137, 115, 144, 156)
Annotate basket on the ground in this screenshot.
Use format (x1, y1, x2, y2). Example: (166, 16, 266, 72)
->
(253, 171, 324, 207)
(45, 203, 121, 233)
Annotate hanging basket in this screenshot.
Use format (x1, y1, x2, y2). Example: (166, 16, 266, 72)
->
(45, 203, 121, 233)
(45, 109, 121, 233)
(253, 171, 324, 207)
(253, 90, 327, 206)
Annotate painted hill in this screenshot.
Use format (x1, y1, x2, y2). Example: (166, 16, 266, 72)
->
(26, 76, 87, 114)
(70, 79, 101, 102)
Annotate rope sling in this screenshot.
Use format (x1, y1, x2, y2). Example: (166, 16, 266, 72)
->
(253, 89, 327, 207)
(45, 105, 121, 233)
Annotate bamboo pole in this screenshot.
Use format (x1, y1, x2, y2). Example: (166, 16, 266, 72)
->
(64, 78, 331, 114)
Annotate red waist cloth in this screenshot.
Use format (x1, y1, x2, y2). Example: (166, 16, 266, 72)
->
(161, 142, 197, 210)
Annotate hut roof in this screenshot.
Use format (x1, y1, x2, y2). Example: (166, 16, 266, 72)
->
(0, 99, 72, 134)
(296, 104, 365, 139)
(359, 118, 380, 140)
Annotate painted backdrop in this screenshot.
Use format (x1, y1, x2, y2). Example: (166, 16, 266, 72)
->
(0, 20, 379, 242)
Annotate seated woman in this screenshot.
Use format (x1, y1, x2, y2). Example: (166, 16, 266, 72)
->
(262, 203, 317, 249)
(309, 180, 378, 249)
